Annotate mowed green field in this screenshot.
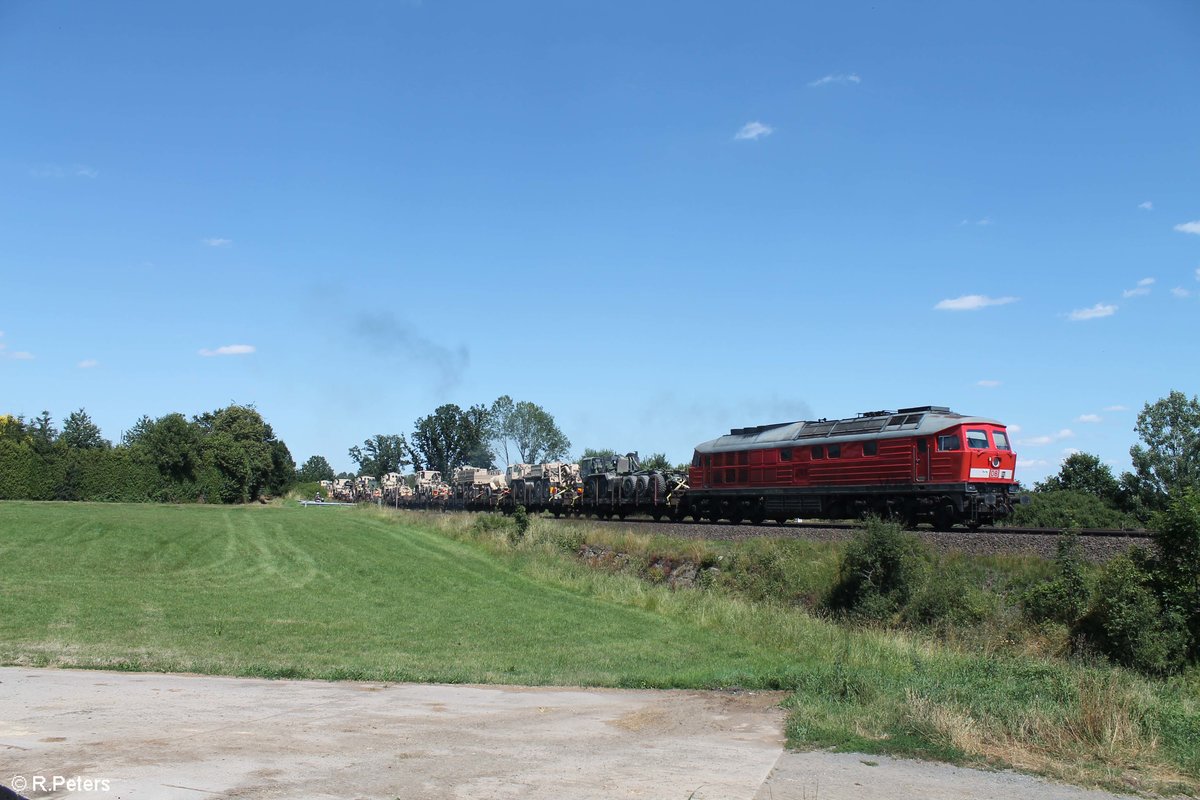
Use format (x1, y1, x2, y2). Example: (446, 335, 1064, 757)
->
(0, 501, 790, 685)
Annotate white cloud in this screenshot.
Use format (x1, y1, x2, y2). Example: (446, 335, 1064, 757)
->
(1104, 405, 1127, 412)
(934, 294, 1018, 311)
(30, 163, 98, 179)
(1195, 267, 1200, 281)
(1019, 429, 1074, 447)
(1139, 201, 1153, 211)
(808, 73, 861, 87)
(1076, 414, 1102, 423)
(976, 379, 1001, 387)
(0, 331, 34, 360)
(1175, 221, 1200, 235)
(1062, 448, 1082, 457)
(203, 237, 233, 247)
(1172, 287, 1191, 298)
(1007, 424, 1022, 434)
(1016, 457, 1049, 470)
(1122, 277, 1155, 298)
(1068, 303, 1117, 321)
(78, 359, 99, 368)
(957, 217, 993, 226)
(734, 122, 773, 141)
(198, 344, 255, 357)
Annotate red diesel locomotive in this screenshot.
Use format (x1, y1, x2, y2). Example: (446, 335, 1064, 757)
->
(685, 405, 1017, 529)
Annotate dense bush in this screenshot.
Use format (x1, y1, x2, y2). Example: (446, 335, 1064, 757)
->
(1148, 491, 1200, 652)
(511, 505, 530, 543)
(1063, 493, 1200, 676)
(1022, 531, 1090, 626)
(0, 440, 167, 502)
(1008, 490, 1141, 529)
(825, 519, 925, 620)
(1076, 554, 1189, 676)
(903, 570, 991, 627)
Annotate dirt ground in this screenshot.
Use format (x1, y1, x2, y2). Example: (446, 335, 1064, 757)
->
(0, 668, 1141, 799)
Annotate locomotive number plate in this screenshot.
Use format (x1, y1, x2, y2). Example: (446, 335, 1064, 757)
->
(971, 468, 1013, 480)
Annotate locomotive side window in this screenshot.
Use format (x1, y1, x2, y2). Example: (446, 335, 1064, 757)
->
(966, 430, 989, 449)
(738, 451, 749, 466)
(863, 441, 877, 456)
(993, 431, 1011, 451)
(692, 453, 701, 467)
(917, 439, 927, 453)
(937, 434, 960, 451)
(812, 445, 825, 459)
(780, 448, 792, 461)
(828, 444, 841, 458)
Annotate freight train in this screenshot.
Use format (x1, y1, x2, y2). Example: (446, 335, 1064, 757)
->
(355, 405, 1019, 530)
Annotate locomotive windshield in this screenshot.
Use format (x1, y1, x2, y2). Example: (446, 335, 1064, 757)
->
(993, 431, 1011, 450)
(966, 430, 989, 449)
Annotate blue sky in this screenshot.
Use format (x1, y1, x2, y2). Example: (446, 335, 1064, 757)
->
(2, 0, 1197, 482)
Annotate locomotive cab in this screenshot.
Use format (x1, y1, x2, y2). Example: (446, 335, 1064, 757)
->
(931, 423, 1016, 484)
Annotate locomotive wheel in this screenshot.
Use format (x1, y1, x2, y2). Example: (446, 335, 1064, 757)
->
(692, 507, 705, 523)
(932, 503, 957, 531)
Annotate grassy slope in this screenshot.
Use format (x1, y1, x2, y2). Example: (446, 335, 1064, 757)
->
(3, 501, 1199, 794)
(0, 501, 790, 686)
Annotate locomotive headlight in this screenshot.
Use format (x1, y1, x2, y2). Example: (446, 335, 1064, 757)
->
(990, 457, 1001, 468)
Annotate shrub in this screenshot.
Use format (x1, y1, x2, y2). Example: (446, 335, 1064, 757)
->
(511, 505, 530, 543)
(1076, 554, 1189, 675)
(1022, 531, 1091, 625)
(471, 512, 512, 537)
(1149, 491, 1200, 656)
(904, 570, 990, 627)
(1008, 490, 1142, 529)
(825, 518, 925, 620)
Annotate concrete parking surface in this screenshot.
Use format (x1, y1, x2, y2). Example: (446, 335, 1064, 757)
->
(0, 668, 1140, 799)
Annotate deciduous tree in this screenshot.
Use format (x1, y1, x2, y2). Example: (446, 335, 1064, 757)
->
(298, 455, 336, 482)
(1129, 390, 1200, 508)
(1035, 452, 1120, 502)
(348, 435, 411, 479)
(410, 404, 493, 476)
(506, 401, 569, 465)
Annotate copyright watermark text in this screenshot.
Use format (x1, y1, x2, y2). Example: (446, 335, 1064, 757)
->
(10, 774, 111, 794)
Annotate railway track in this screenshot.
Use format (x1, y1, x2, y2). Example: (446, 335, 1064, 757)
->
(551, 515, 1152, 539)
(544, 515, 1151, 561)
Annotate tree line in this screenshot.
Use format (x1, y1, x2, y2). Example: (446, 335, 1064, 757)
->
(301, 395, 574, 483)
(0, 405, 294, 503)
